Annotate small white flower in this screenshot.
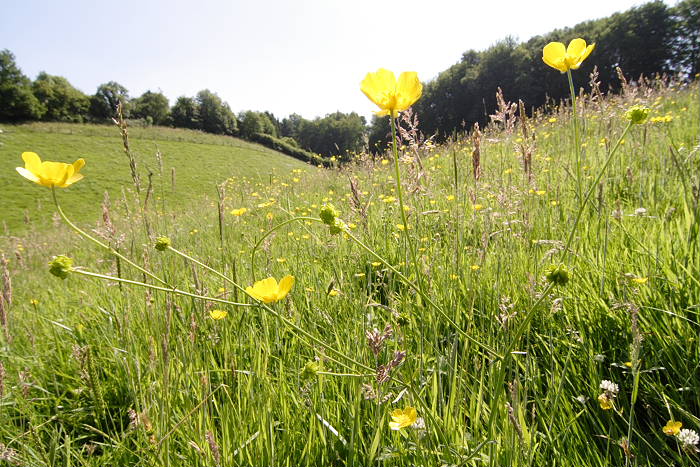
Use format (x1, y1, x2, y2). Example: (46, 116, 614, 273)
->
(600, 380, 619, 394)
(594, 354, 605, 362)
(412, 417, 426, 430)
(678, 429, 699, 446)
(575, 395, 589, 405)
(634, 207, 648, 216)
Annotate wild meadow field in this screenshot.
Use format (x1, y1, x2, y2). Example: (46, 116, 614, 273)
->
(0, 74, 698, 467)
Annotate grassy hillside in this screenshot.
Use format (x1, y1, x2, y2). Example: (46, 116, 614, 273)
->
(0, 79, 698, 466)
(0, 122, 312, 235)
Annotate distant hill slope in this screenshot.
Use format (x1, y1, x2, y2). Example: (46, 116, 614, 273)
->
(0, 122, 312, 235)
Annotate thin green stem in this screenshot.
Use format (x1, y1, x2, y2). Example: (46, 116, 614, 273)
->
(344, 229, 501, 359)
(51, 186, 170, 287)
(567, 70, 583, 202)
(166, 245, 375, 374)
(250, 216, 320, 280)
(561, 121, 633, 263)
(73, 269, 250, 307)
(389, 117, 424, 294)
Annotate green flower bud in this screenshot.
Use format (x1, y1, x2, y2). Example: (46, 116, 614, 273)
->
(319, 204, 340, 226)
(329, 219, 348, 235)
(625, 105, 650, 125)
(155, 236, 172, 251)
(49, 255, 73, 279)
(300, 360, 322, 380)
(545, 263, 570, 286)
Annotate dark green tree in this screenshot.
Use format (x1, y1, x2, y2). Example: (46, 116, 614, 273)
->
(297, 111, 366, 158)
(0, 50, 44, 121)
(196, 89, 237, 135)
(171, 96, 199, 129)
(32, 72, 89, 122)
(280, 113, 304, 139)
(89, 81, 129, 121)
(131, 90, 170, 125)
(671, 0, 700, 76)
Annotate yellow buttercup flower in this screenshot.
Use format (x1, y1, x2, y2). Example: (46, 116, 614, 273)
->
(663, 420, 682, 436)
(361, 69, 422, 118)
(16, 152, 85, 188)
(542, 38, 595, 73)
(389, 406, 418, 430)
(231, 207, 248, 216)
(209, 309, 228, 320)
(597, 393, 614, 410)
(246, 275, 295, 303)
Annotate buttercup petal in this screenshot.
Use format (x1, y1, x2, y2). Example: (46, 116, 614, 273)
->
(580, 43, 595, 62)
(65, 173, 84, 186)
(361, 69, 396, 109)
(566, 38, 587, 57)
(543, 42, 566, 63)
(277, 275, 295, 299)
(22, 152, 42, 174)
(16, 167, 41, 184)
(396, 72, 422, 111)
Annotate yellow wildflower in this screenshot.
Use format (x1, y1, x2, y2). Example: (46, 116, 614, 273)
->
(231, 208, 248, 216)
(663, 420, 682, 436)
(598, 393, 614, 410)
(16, 152, 85, 188)
(209, 309, 228, 320)
(246, 275, 295, 303)
(389, 406, 418, 430)
(543, 38, 595, 73)
(361, 69, 422, 118)
(632, 277, 648, 284)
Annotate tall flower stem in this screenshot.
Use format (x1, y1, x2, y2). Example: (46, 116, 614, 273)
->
(567, 70, 583, 203)
(389, 117, 422, 290)
(51, 187, 170, 287)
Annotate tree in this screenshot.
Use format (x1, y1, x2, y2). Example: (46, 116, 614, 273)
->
(196, 89, 237, 135)
(296, 111, 366, 158)
(171, 96, 199, 129)
(32, 72, 89, 122)
(280, 113, 304, 139)
(0, 49, 44, 121)
(672, 0, 700, 76)
(131, 90, 170, 125)
(89, 81, 129, 122)
(239, 110, 277, 139)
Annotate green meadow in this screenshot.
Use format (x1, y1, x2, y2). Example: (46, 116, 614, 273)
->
(0, 122, 310, 235)
(0, 78, 698, 467)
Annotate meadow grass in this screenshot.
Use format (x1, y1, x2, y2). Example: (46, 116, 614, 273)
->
(0, 122, 311, 235)
(0, 78, 698, 467)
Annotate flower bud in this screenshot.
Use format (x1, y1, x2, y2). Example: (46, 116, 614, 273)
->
(49, 255, 73, 279)
(154, 236, 172, 251)
(545, 263, 569, 286)
(328, 218, 348, 235)
(319, 204, 340, 226)
(625, 105, 650, 125)
(300, 360, 322, 380)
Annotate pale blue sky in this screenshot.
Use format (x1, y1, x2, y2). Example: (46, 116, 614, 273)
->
(2, 0, 658, 121)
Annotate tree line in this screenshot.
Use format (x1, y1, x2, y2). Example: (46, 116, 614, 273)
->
(1, 0, 697, 159)
(370, 0, 698, 149)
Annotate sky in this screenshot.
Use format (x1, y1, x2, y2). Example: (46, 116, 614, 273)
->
(1, 0, 663, 121)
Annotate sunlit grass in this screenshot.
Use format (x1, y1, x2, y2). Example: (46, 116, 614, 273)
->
(0, 78, 698, 466)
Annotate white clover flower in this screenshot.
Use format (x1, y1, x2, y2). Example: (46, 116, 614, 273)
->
(678, 429, 699, 446)
(599, 380, 619, 394)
